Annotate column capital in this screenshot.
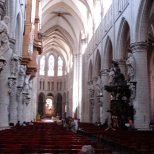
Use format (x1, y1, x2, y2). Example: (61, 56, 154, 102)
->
(130, 42, 148, 53)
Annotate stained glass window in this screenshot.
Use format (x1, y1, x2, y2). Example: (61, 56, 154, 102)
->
(48, 55, 54, 76)
(58, 56, 63, 76)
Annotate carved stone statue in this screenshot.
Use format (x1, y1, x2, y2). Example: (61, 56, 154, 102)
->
(95, 76, 103, 97)
(18, 65, 26, 87)
(108, 61, 126, 86)
(88, 82, 95, 98)
(129, 82, 136, 104)
(16, 86, 22, 101)
(126, 52, 136, 81)
(8, 77, 17, 96)
(22, 75, 31, 105)
(0, 15, 9, 55)
(10, 53, 19, 76)
(23, 75, 30, 93)
(108, 68, 115, 85)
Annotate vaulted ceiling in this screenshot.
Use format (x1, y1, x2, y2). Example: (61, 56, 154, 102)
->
(41, 0, 99, 68)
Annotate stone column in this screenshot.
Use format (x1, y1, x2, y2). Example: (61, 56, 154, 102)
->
(95, 75, 104, 123)
(90, 99, 95, 123)
(0, 39, 14, 127)
(101, 69, 111, 124)
(17, 86, 23, 124)
(130, 42, 150, 130)
(0, 3, 13, 127)
(8, 50, 19, 126)
(22, 92, 30, 122)
(22, 75, 31, 122)
(17, 65, 26, 123)
(94, 76, 102, 123)
(8, 76, 17, 125)
(93, 77, 98, 123)
(72, 54, 82, 118)
(88, 80, 94, 122)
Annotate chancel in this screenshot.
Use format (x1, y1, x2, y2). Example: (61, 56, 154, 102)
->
(0, 0, 154, 153)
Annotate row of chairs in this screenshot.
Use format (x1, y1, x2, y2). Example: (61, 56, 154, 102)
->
(78, 122, 154, 153)
(0, 122, 112, 153)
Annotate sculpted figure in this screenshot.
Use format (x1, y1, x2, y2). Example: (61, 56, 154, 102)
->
(8, 77, 17, 96)
(108, 68, 115, 84)
(126, 52, 136, 81)
(10, 53, 19, 76)
(88, 83, 94, 98)
(95, 76, 103, 97)
(0, 16, 10, 54)
(18, 65, 26, 87)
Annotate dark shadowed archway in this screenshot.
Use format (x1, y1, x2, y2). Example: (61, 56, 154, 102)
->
(37, 93, 45, 118)
(55, 93, 63, 118)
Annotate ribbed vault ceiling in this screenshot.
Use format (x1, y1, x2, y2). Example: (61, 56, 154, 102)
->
(41, 0, 94, 64)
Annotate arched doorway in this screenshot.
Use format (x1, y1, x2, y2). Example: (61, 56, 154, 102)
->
(56, 93, 63, 118)
(37, 93, 45, 118)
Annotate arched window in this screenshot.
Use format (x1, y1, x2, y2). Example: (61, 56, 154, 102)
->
(48, 55, 54, 76)
(58, 56, 63, 76)
(40, 56, 45, 75)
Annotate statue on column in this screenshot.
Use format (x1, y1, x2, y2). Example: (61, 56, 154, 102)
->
(126, 52, 136, 81)
(10, 53, 19, 76)
(88, 82, 94, 98)
(8, 77, 16, 96)
(22, 75, 31, 105)
(95, 76, 103, 97)
(108, 67, 115, 85)
(18, 65, 26, 87)
(0, 15, 9, 55)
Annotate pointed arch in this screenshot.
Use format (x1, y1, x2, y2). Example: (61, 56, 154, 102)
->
(135, 0, 153, 42)
(103, 36, 113, 69)
(94, 50, 101, 76)
(117, 18, 130, 59)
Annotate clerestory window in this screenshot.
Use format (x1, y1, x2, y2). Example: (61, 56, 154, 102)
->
(58, 56, 63, 76)
(48, 55, 54, 76)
